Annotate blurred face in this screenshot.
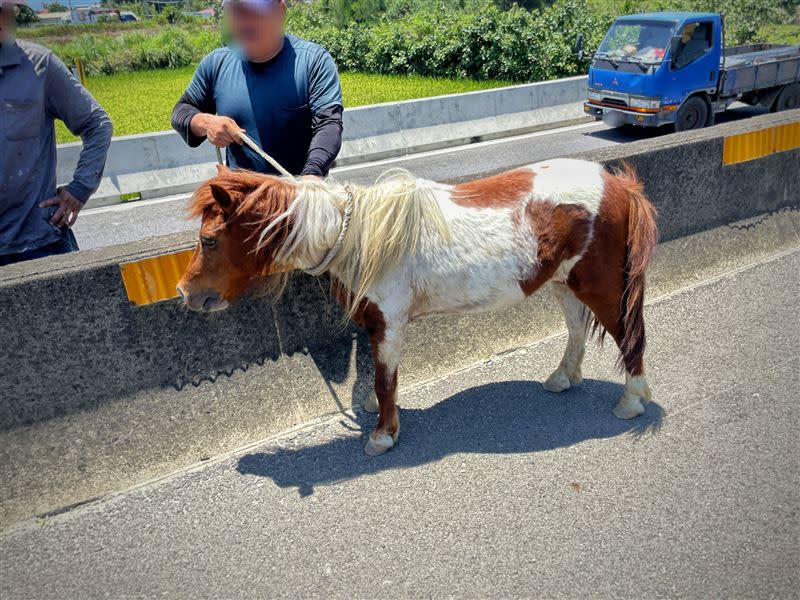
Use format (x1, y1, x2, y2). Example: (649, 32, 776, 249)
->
(0, 5, 18, 45)
(225, 0, 286, 61)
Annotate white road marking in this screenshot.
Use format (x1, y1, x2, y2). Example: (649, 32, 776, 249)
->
(333, 121, 603, 174)
(82, 192, 194, 216)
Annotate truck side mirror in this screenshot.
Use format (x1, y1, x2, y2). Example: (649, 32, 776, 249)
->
(575, 33, 584, 61)
(669, 35, 681, 68)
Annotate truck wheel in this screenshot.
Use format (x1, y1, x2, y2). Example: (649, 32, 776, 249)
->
(675, 97, 708, 131)
(771, 84, 800, 112)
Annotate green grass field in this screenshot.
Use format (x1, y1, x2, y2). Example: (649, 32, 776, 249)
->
(55, 68, 510, 143)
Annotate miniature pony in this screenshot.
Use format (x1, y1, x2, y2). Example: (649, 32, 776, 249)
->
(177, 159, 658, 455)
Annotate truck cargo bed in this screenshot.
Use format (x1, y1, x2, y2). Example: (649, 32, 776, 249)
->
(720, 44, 800, 96)
(724, 44, 800, 68)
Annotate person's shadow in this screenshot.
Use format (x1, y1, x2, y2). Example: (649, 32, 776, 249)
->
(237, 378, 664, 496)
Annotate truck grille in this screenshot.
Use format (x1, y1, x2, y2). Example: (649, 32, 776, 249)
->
(602, 97, 628, 108)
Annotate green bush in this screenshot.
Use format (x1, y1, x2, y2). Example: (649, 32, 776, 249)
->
(47, 26, 220, 75)
(590, 0, 799, 46)
(288, 0, 606, 82)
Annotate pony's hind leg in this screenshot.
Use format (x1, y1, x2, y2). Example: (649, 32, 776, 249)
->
(615, 371, 652, 419)
(544, 282, 588, 393)
(567, 284, 650, 420)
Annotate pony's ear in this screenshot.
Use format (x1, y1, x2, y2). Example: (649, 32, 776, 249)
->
(209, 184, 233, 212)
(216, 163, 231, 176)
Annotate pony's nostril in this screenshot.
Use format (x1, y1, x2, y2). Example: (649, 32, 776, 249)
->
(201, 294, 219, 311)
(176, 286, 186, 301)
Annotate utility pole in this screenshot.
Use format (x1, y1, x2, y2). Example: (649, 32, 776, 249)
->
(142, 0, 150, 18)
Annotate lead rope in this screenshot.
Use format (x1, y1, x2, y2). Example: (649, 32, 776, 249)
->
(304, 185, 354, 277)
(214, 133, 350, 276)
(214, 132, 294, 178)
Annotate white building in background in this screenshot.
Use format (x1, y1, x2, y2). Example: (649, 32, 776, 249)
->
(35, 10, 70, 24)
(69, 6, 121, 24)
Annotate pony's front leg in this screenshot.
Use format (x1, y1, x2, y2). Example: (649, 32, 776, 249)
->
(364, 324, 405, 456)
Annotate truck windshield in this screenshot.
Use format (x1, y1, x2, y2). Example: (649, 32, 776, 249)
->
(597, 20, 675, 65)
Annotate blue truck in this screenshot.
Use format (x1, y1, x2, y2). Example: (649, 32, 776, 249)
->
(583, 12, 800, 130)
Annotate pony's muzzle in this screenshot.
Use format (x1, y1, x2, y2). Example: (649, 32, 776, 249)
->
(177, 285, 229, 313)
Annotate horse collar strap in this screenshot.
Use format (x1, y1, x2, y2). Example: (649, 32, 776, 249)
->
(305, 185, 354, 277)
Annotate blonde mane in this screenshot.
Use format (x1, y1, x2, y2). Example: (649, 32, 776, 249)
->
(258, 169, 450, 319)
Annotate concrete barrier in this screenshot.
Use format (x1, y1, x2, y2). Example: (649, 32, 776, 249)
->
(55, 76, 588, 207)
(2, 109, 798, 528)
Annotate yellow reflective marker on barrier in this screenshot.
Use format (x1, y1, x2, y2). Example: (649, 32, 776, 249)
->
(120, 249, 195, 306)
(774, 121, 800, 153)
(723, 121, 800, 165)
(120, 250, 293, 307)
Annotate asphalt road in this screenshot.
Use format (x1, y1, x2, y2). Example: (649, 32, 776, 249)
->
(2, 246, 797, 598)
(73, 104, 767, 251)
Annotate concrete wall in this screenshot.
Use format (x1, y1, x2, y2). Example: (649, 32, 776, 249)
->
(3, 109, 798, 527)
(55, 76, 588, 207)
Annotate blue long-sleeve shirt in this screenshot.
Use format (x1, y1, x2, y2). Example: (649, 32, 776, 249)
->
(171, 35, 343, 177)
(0, 40, 112, 256)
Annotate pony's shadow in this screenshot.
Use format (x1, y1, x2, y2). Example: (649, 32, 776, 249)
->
(237, 378, 664, 496)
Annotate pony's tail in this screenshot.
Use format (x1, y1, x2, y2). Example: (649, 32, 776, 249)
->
(618, 162, 658, 374)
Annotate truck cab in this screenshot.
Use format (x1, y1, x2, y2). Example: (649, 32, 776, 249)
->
(585, 12, 722, 130)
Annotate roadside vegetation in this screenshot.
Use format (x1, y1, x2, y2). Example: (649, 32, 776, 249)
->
(22, 0, 799, 79)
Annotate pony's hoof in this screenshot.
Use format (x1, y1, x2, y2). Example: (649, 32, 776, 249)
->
(543, 367, 581, 393)
(364, 428, 399, 457)
(543, 369, 571, 393)
(613, 395, 645, 419)
(363, 391, 380, 414)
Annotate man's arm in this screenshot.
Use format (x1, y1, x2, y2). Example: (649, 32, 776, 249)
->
(303, 50, 344, 178)
(171, 55, 243, 148)
(172, 88, 212, 148)
(301, 106, 343, 178)
(44, 52, 112, 206)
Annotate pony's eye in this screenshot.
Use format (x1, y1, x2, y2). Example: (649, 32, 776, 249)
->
(200, 236, 217, 249)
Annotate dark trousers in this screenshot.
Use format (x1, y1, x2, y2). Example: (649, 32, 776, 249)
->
(0, 229, 79, 267)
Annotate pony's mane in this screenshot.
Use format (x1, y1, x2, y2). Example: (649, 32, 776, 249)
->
(259, 169, 450, 319)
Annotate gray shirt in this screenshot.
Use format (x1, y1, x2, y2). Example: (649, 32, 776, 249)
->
(0, 40, 112, 255)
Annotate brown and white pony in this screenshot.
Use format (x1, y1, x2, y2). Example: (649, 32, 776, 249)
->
(177, 159, 658, 456)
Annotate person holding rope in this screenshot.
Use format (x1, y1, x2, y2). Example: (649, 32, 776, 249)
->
(0, 0, 112, 266)
(171, 0, 343, 180)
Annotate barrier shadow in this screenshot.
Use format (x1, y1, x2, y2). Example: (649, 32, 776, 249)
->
(586, 104, 768, 143)
(586, 124, 668, 143)
(0, 270, 371, 432)
(237, 378, 664, 496)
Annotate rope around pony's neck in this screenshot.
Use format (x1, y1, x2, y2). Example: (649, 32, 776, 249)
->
(214, 132, 294, 178)
(304, 184, 354, 277)
(214, 134, 350, 276)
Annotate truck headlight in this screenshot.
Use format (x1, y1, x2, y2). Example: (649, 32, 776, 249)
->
(588, 90, 603, 101)
(629, 96, 660, 109)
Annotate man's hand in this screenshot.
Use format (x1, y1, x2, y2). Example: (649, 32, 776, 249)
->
(39, 187, 84, 228)
(190, 114, 245, 148)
